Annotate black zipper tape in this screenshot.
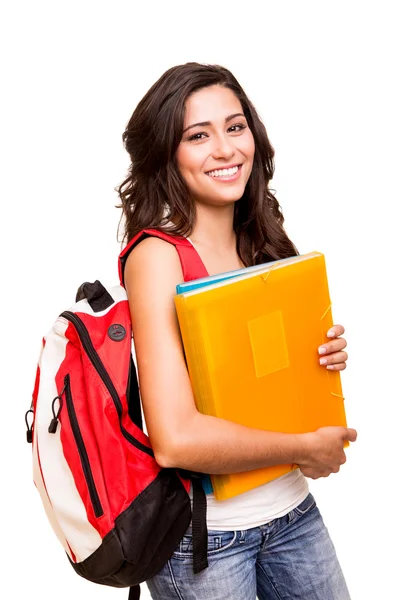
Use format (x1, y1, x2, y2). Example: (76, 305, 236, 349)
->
(64, 374, 104, 518)
(60, 311, 153, 458)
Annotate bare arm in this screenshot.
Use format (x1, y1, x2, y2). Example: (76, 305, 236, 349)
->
(125, 237, 356, 477)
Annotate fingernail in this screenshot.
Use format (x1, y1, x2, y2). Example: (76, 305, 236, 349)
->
(326, 365, 335, 370)
(327, 330, 336, 337)
(318, 346, 327, 354)
(319, 358, 327, 365)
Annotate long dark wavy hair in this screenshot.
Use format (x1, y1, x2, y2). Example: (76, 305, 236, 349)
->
(117, 62, 298, 265)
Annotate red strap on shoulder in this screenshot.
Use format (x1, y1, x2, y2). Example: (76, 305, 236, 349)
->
(118, 228, 209, 287)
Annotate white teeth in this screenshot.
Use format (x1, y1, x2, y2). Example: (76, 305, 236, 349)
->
(207, 165, 240, 178)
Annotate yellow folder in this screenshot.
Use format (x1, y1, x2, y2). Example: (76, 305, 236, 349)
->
(174, 252, 347, 500)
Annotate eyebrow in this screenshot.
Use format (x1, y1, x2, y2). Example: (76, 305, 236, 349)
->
(182, 113, 245, 134)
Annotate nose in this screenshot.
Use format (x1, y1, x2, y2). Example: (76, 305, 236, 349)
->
(211, 132, 235, 161)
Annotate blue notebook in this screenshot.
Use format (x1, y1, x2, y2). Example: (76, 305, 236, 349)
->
(175, 260, 293, 295)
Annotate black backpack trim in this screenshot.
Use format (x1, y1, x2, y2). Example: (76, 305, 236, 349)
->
(70, 469, 192, 586)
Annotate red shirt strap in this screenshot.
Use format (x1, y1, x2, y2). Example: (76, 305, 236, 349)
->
(118, 228, 209, 287)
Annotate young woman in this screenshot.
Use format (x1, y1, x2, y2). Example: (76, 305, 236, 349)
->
(118, 62, 356, 600)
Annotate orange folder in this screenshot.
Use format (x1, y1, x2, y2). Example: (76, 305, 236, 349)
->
(174, 252, 347, 500)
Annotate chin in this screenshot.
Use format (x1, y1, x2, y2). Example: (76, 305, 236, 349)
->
(215, 189, 246, 204)
(205, 184, 246, 204)
(206, 194, 243, 207)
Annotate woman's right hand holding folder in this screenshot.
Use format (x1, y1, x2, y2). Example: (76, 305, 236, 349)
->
(125, 238, 357, 482)
(295, 426, 357, 479)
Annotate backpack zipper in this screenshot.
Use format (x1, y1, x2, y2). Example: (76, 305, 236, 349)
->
(60, 311, 154, 458)
(64, 374, 104, 518)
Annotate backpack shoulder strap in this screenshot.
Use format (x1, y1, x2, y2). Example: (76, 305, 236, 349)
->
(120, 228, 210, 577)
(118, 228, 209, 287)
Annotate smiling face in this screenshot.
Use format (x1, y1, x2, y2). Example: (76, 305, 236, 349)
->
(175, 85, 255, 208)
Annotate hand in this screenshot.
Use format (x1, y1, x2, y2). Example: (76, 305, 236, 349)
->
(297, 426, 357, 479)
(318, 324, 348, 371)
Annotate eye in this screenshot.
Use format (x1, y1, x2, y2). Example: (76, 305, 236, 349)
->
(228, 123, 247, 133)
(187, 132, 208, 142)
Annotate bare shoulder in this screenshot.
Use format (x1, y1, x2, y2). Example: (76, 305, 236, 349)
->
(124, 236, 183, 292)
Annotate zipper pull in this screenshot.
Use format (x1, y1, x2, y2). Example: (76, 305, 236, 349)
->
(48, 383, 66, 434)
(25, 408, 34, 444)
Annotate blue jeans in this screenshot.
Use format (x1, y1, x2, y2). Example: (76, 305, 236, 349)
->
(146, 493, 351, 599)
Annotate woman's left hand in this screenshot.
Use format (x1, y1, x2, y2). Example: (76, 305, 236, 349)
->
(318, 324, 348, 371)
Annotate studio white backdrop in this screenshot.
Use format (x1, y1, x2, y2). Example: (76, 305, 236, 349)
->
(1, 1, 398, 598)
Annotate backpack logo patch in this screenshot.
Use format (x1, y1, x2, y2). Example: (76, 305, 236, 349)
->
(108, 324, 126, 341)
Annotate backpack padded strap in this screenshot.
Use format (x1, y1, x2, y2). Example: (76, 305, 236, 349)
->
(120, 228, 209, 575)
(118, 229, 209, 286)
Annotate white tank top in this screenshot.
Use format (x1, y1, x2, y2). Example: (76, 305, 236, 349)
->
(191, 470, 309, 531)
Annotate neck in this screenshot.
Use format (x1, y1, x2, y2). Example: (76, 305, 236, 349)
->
(189, 202, 237, 253)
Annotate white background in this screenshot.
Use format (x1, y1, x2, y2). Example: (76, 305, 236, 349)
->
(1, 1, 399, 598)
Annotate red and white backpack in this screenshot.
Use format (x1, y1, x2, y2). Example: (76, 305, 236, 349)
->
(25, 229, 209, 599)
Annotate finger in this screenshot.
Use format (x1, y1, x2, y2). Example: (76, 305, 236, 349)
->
(327, 324, 345, 338)
(344, 428, 357, 442)
(319, 350, 348, 366)
(318, 338, 347, 356)
(326, 362, 347, 371)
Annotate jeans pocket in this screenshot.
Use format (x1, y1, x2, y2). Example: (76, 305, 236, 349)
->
(173, 530, 238, 560)
(293, 493, 317, 517)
